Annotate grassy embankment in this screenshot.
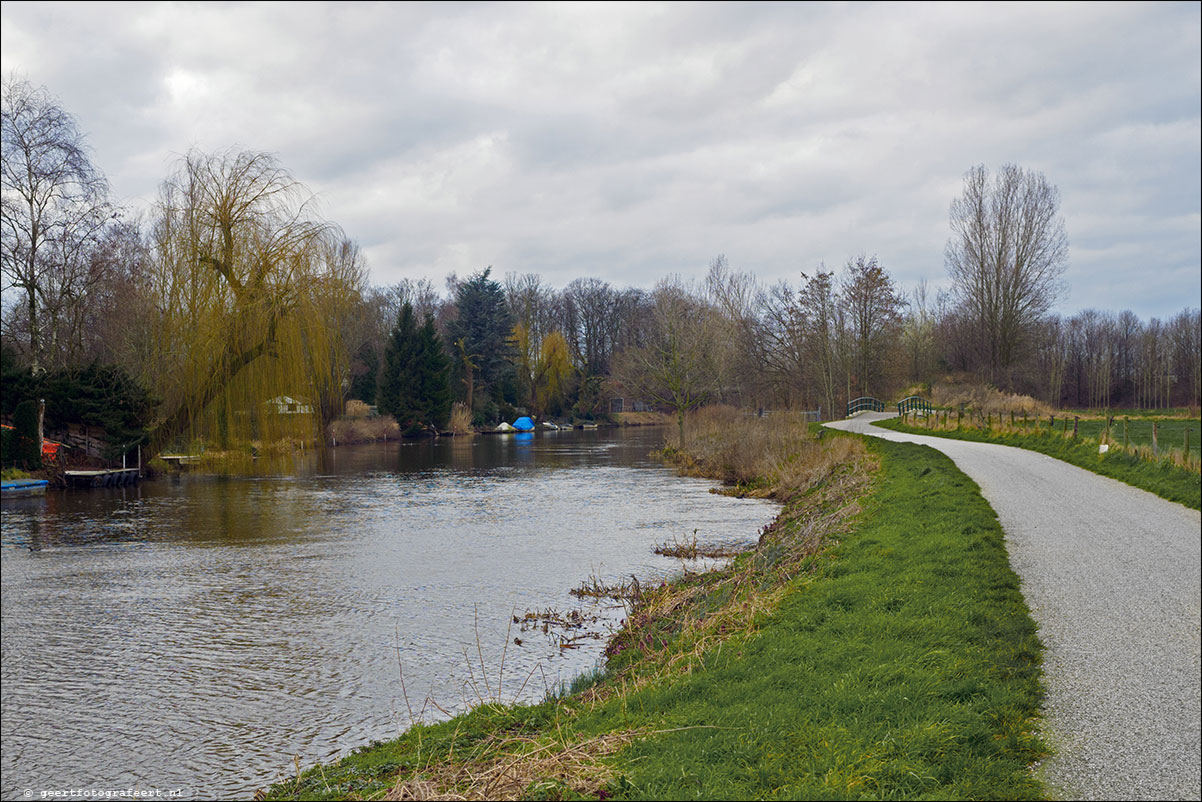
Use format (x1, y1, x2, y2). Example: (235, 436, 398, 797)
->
(262, 408, 1047, 801)
(876, 414, 1201, 511)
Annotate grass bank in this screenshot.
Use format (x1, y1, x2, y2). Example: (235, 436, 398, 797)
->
(877, 415, 1201, 511)
(262, 414, 1048, 801)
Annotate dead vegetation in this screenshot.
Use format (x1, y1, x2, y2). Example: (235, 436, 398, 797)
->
(653, 531, 748, 559)
(384, 730, 644, 801)
(930, 378, 1054, 417)
(448, 402, 474, 436)
(660, 405, 865, 504)
(327, 413, 401, 445)
(613, 410, 673, 427)
(514, 608, 609, 652)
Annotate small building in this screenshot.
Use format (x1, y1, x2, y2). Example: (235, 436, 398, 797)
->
(264, 396, 313, 415)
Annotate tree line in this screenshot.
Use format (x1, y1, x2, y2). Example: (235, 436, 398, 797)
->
(2, 78, 1199, 463)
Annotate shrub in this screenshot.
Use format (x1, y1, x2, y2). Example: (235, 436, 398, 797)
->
(344, 399, 373, 418)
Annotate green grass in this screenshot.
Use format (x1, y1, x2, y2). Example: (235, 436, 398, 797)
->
(1069, 417, 1200, 459)
(879, 416, 1201, 511)
(263, 435, 1048, 801)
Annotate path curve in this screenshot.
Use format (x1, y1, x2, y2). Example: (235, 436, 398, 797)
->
(825, 412, 1201, 801)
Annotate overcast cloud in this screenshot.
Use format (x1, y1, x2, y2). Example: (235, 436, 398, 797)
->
(2, 1, 1198, 318)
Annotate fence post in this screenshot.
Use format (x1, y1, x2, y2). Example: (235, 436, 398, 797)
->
(1104, 415, 1111, 444)
(1072, 416, 1078, 438)
(1124, 417, 1129, 448)
(1153, 421, 1158, 459)
(1185, 428, 1191, 467)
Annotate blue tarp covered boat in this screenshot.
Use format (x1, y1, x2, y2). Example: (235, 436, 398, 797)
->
(1, 479, 49, 498)
(513, 416, 535, 432)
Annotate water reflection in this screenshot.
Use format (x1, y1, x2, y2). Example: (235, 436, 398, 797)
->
(1, 428, 776, 800)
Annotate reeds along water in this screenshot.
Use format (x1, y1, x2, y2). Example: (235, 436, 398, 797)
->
(666, 405, 864, 503)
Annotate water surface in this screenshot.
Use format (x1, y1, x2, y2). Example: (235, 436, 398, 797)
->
(1, 428, 776, 800)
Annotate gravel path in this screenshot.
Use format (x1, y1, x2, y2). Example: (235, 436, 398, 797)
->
(825, 413, 1201, 801)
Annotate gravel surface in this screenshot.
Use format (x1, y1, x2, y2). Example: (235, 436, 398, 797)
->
(825, 413, 1201, 801)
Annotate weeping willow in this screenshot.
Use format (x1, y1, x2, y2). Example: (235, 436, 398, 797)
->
(142, 149, 365, 456)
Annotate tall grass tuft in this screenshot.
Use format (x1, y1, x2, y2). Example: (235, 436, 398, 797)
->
(448, 402, 474, 435)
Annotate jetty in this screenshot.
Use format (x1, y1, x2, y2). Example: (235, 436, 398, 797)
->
(64, 468, 141, 488)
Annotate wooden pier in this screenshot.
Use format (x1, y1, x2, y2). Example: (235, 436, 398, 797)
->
(64, 468, 141, 488)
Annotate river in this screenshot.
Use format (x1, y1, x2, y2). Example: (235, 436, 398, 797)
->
(0, 427, 777, 800)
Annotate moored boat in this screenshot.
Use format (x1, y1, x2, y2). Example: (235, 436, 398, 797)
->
(1, 479, 49, 498)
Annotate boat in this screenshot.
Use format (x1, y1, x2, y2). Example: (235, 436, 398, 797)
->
(513, 416, 535, 432)
(1, 479, 49, 498)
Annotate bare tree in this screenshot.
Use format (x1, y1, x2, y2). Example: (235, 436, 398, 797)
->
(795, 269, 843, 417)
(945, 163, 1068, 384)
(843, 255, 905, 398)
(706, 254, 771, 408)
(1, 77, 113, 372)
(901, 279, 936, 386)
(614, 277, 721, 447)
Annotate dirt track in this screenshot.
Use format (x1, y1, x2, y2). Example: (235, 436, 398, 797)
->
(825, 412, 1201, 801)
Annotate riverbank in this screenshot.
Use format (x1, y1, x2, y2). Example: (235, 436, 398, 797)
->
(262, 411, 1048, 800)
(876, 415, 1201, 510)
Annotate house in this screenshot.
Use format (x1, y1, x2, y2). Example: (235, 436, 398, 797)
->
(264, 396, 314, 415)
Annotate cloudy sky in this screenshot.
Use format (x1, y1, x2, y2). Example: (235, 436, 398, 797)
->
(2, 1, 1199, 318)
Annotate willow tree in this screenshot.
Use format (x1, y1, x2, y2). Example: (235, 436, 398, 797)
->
(143, 149, 363, 454)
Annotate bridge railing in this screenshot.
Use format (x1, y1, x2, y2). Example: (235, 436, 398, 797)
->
(846, 396, 886, 416)
(897, 396, 933, 416)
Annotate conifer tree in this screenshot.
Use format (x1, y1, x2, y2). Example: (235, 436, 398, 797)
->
(377, 302, 420, 431)
(416, 314, 452, 430)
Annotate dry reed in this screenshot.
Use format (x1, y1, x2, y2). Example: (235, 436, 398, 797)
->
(327, 414, 401, 445)
(448, 403, 474, 436)
(344, 399, 373, 418)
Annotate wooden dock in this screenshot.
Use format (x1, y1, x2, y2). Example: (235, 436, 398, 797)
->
(64, 468, 141, 488)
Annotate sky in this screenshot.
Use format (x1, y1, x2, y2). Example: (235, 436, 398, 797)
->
(2, 1, 1199, 319)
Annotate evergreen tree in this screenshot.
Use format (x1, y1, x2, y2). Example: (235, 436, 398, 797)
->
(12, 399, 42, 470)
(416, 314, 453, 430)
(378, 302, 421, 430)
(446, 268, 514, 417)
